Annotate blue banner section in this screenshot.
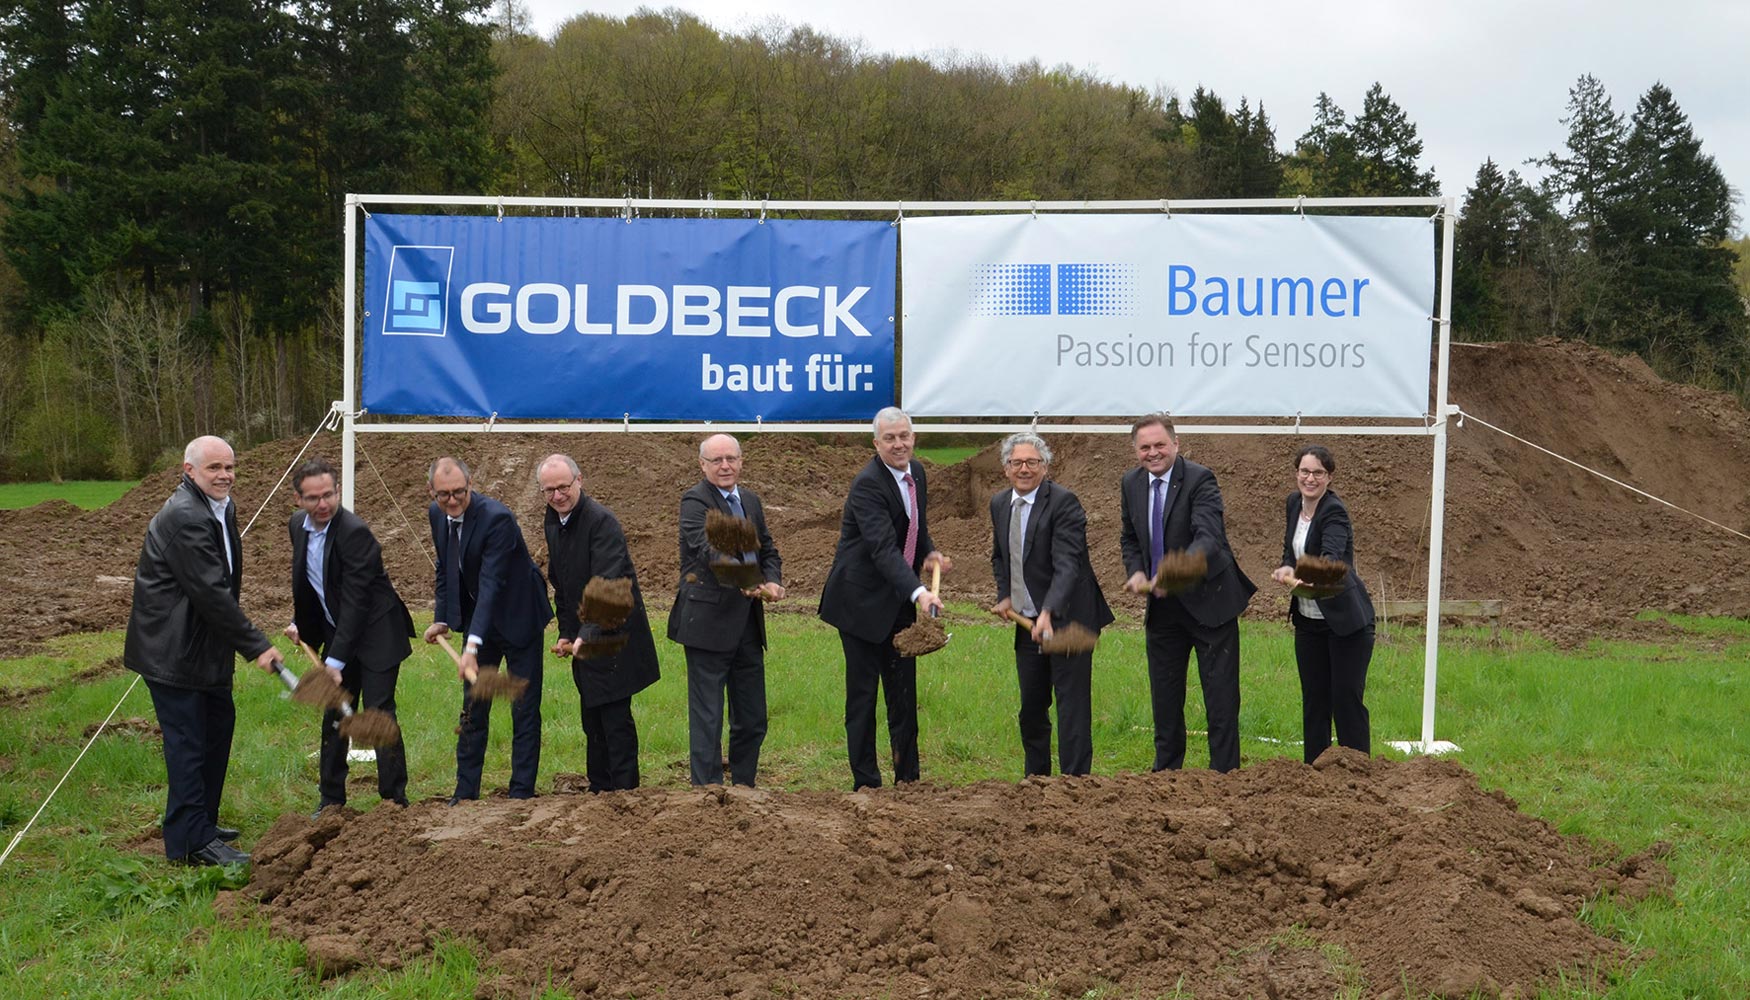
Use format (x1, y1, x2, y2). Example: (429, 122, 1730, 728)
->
(361, 215, 897, 420)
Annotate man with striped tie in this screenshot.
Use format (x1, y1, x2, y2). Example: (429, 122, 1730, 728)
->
(819, 407, 952, 791)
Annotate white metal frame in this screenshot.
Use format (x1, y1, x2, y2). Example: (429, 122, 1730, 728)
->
(341, 193, 1459, 754)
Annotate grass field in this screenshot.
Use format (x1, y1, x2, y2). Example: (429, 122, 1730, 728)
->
(0, 480, 138, 510)
(1, 610, 1745, 998)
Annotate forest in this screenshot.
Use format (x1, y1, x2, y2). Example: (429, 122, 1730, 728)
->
(0, 2, 1743, 479)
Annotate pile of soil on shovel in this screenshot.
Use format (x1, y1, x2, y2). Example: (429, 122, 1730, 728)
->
(239, 751, 1669, 1000)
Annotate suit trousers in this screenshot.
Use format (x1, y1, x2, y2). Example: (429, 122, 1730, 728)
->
(1144, 596, 1242, 773)
(684, 617, 768, 786)
(576, 682, 639, 792)
(145, 680, 235, 860)
(318, 659, 408, 807)
(1291, 607, 1374, 763)
(453, 636, 544, 800)
(1014, 628, 1094, 776)
(840, 631, 920, 790)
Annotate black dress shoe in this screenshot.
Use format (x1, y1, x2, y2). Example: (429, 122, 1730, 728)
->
(446, 795, 474, 807)
(214, 826, 241, 842)
(311, 801, 343, 820)
(184, 838, 250, 867)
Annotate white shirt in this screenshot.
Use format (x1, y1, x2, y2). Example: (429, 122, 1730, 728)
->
(205, 494, 234, 573)
(1292, 512, 1325, 620)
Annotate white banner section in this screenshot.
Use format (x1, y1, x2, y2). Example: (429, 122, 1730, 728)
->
(900, 214, 1436, 417)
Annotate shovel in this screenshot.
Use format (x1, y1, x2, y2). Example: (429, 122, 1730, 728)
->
(436, 633, 528, 702)
(995, 608, 1100, 655)
(893, 562, 951, 658)
(287, 640, 402, 748)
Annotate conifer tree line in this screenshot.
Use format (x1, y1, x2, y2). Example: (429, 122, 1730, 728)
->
(0, 6, 1741, 479)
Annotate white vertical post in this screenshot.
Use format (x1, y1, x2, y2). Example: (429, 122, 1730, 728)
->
(1415, 197, 1460, 753)
(341, 195, 358, 510)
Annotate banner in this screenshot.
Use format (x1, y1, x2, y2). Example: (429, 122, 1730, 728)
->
(900, 214, 1435, 417)
(362, 215, 897, 420)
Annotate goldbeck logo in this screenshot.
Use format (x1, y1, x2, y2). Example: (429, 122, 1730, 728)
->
(382, 245, 455, 336)
(969, 262, 1138, 317)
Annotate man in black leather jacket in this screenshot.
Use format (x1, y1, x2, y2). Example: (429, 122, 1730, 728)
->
(124, 436, 283, 866)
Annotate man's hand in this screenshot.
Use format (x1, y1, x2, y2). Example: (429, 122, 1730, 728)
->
(917, 590, 945, 618)
(283, 623, 300, 643)
(254, 649, 284, 674)
(423, 622, 449, 644)
(989, 597, 1013, 619)
(458, 650, 479, 684)
(745, 581, 786, 602)
(551, 638, 574, 658)
(1124, 571, 1151, 595)
(326, 665, 344, 686)
(1271, 565, 1298, 586)
(1032, 609, 1054, 643)
(923, 551, 953, 575)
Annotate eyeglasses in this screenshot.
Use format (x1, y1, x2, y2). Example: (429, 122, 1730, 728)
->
(538, 478, 578, 496)
(702, 455, 742, 466)
(299, 490, 337, 503)
(1006, 458, 1044, 470)
(1296, 469, 1329, 480)
(432, 487, 469, 501)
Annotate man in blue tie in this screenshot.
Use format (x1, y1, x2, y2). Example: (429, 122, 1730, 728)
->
(1118, 414, 1255, 773)
(424, 456, 553, 803)
(667, 434, 784, 787)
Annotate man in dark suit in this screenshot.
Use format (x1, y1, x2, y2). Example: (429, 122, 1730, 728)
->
(988, 432, 1114, 777)
(1119, 414, 1256, 773)
(125, 435, 283, 866)
(819, 406, 952, 791)
(285, 458, 415, 814)
(667, 434, 784, 787)
(539, 453, 659, 792)
(423, 456, 553, 802)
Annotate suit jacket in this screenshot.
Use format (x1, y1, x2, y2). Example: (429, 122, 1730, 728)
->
(990, 480, 1115, 634)
(545, 498, 660, 707)
(289, 506, 414, 669)
(818, 456, 936, 644)
(124, 476, 272, 691)
(429, 492, 552, 648)
(1119, 456, 1256, 628)
(667, 479, 782, 652)
(1279, 489, 1375, 636)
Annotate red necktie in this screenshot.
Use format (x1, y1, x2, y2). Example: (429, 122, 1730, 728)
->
(902, 473, 919, 567)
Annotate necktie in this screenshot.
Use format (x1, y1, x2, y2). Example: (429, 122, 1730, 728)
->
(901, 473, 919, 568)
(1009, 496, 1033, 617)
(724, 492, 756, 562)
(1148, 477, 1165, 578)
(445, 519, 464, 630)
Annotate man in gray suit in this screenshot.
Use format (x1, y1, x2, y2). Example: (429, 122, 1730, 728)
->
(667, 434, 784, 787)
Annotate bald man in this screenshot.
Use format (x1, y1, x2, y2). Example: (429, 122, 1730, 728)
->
(125, 436, 283, 866)
(667, 434, 784, 787)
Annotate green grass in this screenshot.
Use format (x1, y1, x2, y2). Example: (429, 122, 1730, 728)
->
(0, 480, 138, 510)
(2, 611, 1746, 998)
(916, 445, 982, 465)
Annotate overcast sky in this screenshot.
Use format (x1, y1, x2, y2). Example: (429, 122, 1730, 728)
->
(519, 0, 1747, 228)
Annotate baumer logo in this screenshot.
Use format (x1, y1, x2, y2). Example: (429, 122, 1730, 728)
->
(383, 245, 456, 337)
(970, 263, 1138, 317)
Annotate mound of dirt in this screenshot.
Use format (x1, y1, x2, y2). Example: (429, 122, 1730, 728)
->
(241, 752, 1668, 999)
(4, 339, 1747, 653)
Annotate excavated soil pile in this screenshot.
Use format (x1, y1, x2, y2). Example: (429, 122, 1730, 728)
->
(4, 340, 1749, 653)
(240, 752, 1668, 1000)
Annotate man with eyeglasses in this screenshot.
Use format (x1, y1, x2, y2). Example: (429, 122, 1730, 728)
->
(286, 457, 415, 816)
(1119, 413, 1255, 773)
(424, 456, 553, 803)
(819, 406, 953, 790)
(988, 432, 1113, 777)
(667, 434, 784, 787)
(538, 453, 659, 792)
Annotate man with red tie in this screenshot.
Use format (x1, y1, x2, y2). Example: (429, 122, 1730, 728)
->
(818, 407, 952, 790)
(1119, 414, 1255, 773)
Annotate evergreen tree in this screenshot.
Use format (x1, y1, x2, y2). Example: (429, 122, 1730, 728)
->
(1283, 91, 1354, 195)
(1538, 74, 1625, 248)
(1349, 83, 1437, 196)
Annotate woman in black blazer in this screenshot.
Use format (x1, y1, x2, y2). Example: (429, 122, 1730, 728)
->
(1270, 445, 1375, 763)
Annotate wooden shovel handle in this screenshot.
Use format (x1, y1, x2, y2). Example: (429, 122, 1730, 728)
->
(929, 561, 940, 597)
(435, 633, 479, 683)
(999, 607, 1035, 629)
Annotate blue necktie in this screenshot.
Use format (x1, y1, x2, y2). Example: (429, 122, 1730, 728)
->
(445, 519, 464, 629)
(1148, 477, 1165, 577)
(724, 493, 757, 562)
